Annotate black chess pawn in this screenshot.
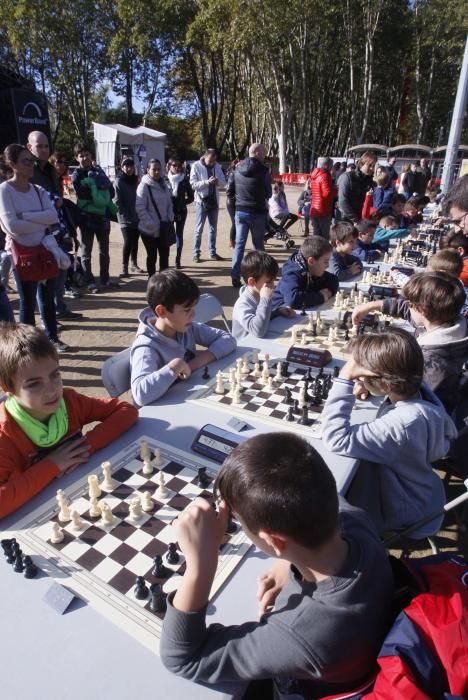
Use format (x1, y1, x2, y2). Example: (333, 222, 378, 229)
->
(226, 514, 237, 535)
(286, 406, 295, 422)
(345, 328, 350, 341)
(151, 554, 168, 578)
(149, 583, 167, 614)
(312, 322, 317, 337)
(1, 538, 14, 563)
(197, 467, 211, 489)
(284, 387, 292, 404)
(166, 543, 180, 565)
(281, 361, 289, 376)
(293, 399, 300, 414)
(333, 366, 340, 378)
(202, 366, 210, 380)
(297, 406, 311, 426)
(13, 553, 24, 573)
(134, 575, 149, 600)
(301, 303, 306, 316)
(23, 555, 38, 579)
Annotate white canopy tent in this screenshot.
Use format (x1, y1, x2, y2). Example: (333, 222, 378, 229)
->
(92, 122, 166, 179)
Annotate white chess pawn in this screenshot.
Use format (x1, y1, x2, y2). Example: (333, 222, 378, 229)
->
(233, 385, 242, 404)
(241, 357, 250, 375)
(251, 349, 259, 363)
(56, 490, 71, 523)
(87, 474, 101, 499)
(290, 327, 298, 343)
(274, 363, 282, 381)
(140, 440, 151, 463)
(142, 458, 153, 476)
(153, 448, 163, 467)
(100, 461, 115, 491)
(70, 510, 85, 531)
(155, 471, 169, 500)
(266, 376, 274, 391)
(100, 502, 116, 526)
(50, 521, 64, 544)
(129, 497, 143, 522)
(215, 370, 225, 394)
(141, 491, 153, 512)
(300, 331, 307, 346)
(307, 314, 314, 330)
(253, 362, 261, 378)
(89, 496, 102, 518)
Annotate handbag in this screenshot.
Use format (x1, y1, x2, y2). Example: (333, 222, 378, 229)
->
(10, 185, 59, 281)
(147, 185, 176, 246)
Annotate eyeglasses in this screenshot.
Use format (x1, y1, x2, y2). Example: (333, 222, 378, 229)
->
(448, 213, 468, 228)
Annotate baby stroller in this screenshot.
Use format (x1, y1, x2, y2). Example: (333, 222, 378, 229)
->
(264, 215, 295, 249)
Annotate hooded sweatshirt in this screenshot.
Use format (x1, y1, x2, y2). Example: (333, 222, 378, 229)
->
(232, 285, 276, 340)
(135, 174, 174, 237)
(130, 307, 236, 406)
(322, 379, 457, 533)
(226, 157, 272, 214)
(272, 250, 339, 310)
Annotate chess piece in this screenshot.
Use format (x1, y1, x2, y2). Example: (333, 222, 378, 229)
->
(141, 491, 154, 512)
(215, 370, 225, 394)
(134, 576, 149, 600)
(266, 376, 274, 391)
(142, 458, 153, 475)
(70, 510, 85, 531)
(129, 497, 143, 522)
(100, 502, 116, 526)
(241, 357, 250, 375)
(290, 327, 298, 343)
(87, 474, 101, 499)
(261, 363, 270, 382)
(89, 497, 102, 518)
(56, 489, 71, 523)
(151, 554, 168, 578)
(140, 440, 151, 462)
(100, 461, 115, 491)
(197, 467, 210, 488)
(253, 362, 261, 378)
(155, 471, 169, 500)
(284, 387, 293, 404)
(50, 522, 64, 544)
(166, 543, 180, 565)
(298, 406, 311, 426)
(153, 447, 163, 467)
(23, 555, 38, 579)
(286, 406, 295, 421)
(274, 363, 282, 381)
(13, 553, 24, 573)
(298, 386, 306, 409)
(251, 349, 259, 363)
(307, 314, 314, 330)
(149, 583, 167, 613)
(202, 365, 210, 380)
(233, 385, 242, 404)
(300, 331, 307, 346)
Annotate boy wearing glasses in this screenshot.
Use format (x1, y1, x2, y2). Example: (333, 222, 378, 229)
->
(166, 158, 194, 269)
(445, 174, 468, 235)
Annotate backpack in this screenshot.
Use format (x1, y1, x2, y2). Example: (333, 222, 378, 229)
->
(362, 554, 468, 700)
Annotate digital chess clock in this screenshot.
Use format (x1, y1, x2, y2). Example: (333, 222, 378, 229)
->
(191, 424, 246, 464)
(286, 346, 332, 368)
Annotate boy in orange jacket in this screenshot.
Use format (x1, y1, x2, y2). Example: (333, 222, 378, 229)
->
(0, 323, 138, 519)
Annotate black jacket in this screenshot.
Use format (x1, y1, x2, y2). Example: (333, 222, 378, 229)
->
(115, 173, 139, 226)
(31, 161, 59, 195)
(337, 169, 374, 221)
(165, 175, 194, 217)
(226, 157, 272, 215)
(272, 250, 339, 310)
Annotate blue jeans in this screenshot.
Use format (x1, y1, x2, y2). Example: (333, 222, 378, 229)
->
(80, 214, 110, 284)
(231, 211, 266, 281)
(193, 203, 218, 257)
(36, 267, 69, 318)
(0, 288, 14, 322)
(13, 271, 58, 340)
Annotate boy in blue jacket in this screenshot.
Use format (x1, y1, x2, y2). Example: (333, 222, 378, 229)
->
(272, 236, 338, 310)
(373, 214, 411, 246)
(353, 220, 384, 263)
(131, 270, 236, 405)
(328, 222, 363, 281)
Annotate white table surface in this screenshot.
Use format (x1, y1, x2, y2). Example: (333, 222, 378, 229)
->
(0, 334, 378, 700)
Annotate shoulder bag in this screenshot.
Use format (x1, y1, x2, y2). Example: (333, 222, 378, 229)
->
(147, 185, 176, 246)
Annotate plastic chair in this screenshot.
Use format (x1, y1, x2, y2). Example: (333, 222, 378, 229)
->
(101, 347, 131, 398)
(194, 293, 231, 332)
(384, 474, 468, 554)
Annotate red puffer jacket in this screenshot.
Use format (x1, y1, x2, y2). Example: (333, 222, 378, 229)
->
(310, 167, 336, 217)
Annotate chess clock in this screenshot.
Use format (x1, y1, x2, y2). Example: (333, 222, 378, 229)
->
(286, 346, 332, 368)
(191, 424, 246, 464)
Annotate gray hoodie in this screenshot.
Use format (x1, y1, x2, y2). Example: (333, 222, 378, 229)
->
(131, 307, 236, 406)
(232, 285, 274, 340)
(135, 174, 173, 238)
(322, 378, 457, 532)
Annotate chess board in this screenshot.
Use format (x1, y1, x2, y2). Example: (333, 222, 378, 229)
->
(274, 315, 353, 359)
(190, 354, 340, 438)
(8, 438, 251, 653)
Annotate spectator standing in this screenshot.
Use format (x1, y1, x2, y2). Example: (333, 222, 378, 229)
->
(136, 159, 174, 276)
(420, 158, 432, 191)
(309, 157, 336, 237)
(115, 157, 143, 277)
(225, 159, 239, 248)
(337, 151, 376, 222)
(386, 156, 398, 183)
(228, 143, 271, 288)
(398, 163, 410, 197)
(190, 148, 226, 263)
(71, 142, 118, 293)
(166, 157, 194, 269)
(404, 162, 426, 198)
(373, 171, 394, 215)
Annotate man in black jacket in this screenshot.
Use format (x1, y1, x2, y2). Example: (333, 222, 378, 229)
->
(228, 143, 272, 287)
(337, 151, 376, 222)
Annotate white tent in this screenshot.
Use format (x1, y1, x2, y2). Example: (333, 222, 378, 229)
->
(92, 122, 166, 179)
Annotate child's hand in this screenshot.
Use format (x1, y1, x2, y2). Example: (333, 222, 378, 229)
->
(340, 358, 378, 382)
(49, 436, 90, 474)
(350, 262, 362, 275)
(278, 305, 295, 318)
(188, 350, 215, 372)
(259, 283, 274, 300)
(353, 380, 369, 401)
(173, 497, 229, 577)
(257, 559, 290, 614)
(321, 288, 333, 302)
(169, 357, 191, 380)
(351, 300, 383, 325)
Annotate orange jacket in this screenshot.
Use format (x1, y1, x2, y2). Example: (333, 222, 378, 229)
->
(310, 167, 336, 217)
(460, 257, 468, 287)
(0, 387, 138, 519)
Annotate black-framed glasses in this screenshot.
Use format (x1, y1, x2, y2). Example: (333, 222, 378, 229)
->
(448, 213, 468, 228)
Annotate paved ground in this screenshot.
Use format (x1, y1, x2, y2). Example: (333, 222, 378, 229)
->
(6, 186, 467, 558)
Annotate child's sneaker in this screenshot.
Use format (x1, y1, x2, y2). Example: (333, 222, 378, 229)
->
(87, 282, 99, 293)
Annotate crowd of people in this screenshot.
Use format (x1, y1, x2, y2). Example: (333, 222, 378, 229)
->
(0, 133, 467, 699)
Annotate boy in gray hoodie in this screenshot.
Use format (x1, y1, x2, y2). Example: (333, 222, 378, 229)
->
(322, 328, 457, 534)
(131, 270, 236, 406)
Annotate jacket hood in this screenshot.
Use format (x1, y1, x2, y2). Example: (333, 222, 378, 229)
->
(133, 306, 180, 351)
(418, 315, 468, 351)
(236, 157, 266, 178)
(310, 167, 325, 181)
(283, 250, 308, 275)
(141, 173, 166, 189)
(408, 384, 458, 461)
